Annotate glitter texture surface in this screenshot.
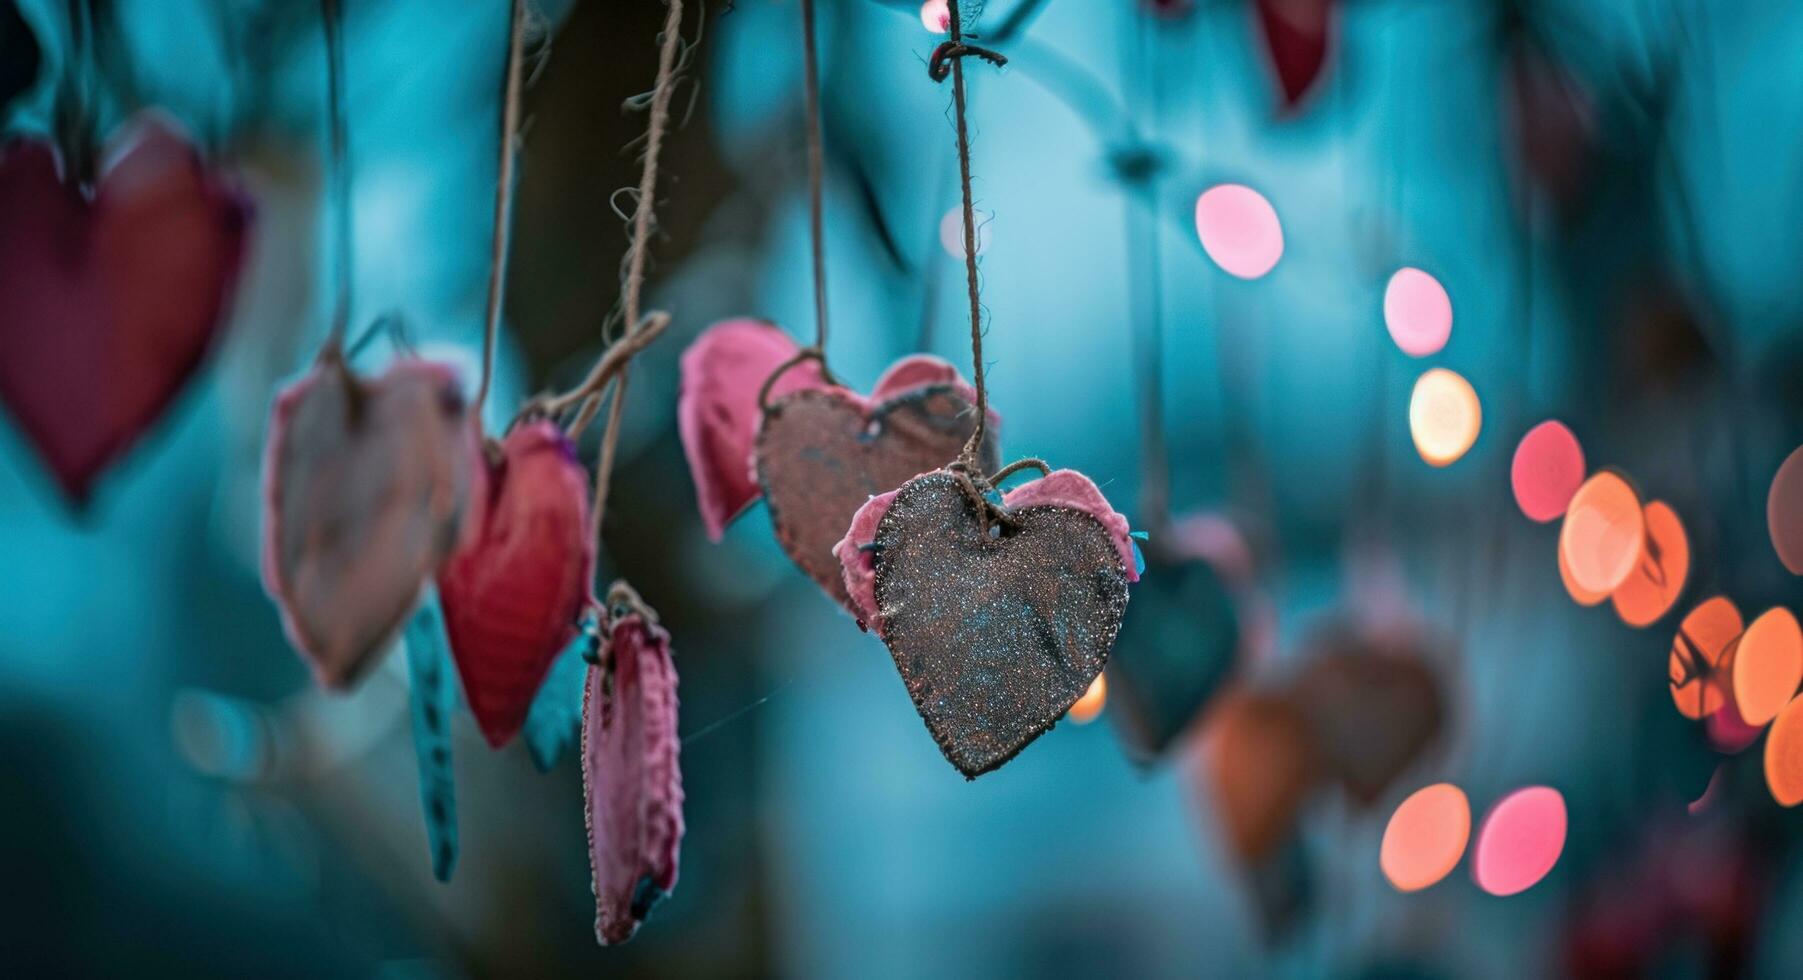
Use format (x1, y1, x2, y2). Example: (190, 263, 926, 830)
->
(757, 381, 996, 613)
(871, 471, 1130, 778)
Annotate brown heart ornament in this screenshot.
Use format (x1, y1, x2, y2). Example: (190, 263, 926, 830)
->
(835, 468, 1137, 777)
(755, 354, 998, 620)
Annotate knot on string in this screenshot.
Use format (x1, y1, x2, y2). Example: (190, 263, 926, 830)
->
(928, 40, 1007, 82)
(944, 456, 1050, 537)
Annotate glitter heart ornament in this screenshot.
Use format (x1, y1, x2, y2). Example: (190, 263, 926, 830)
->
(836, 468, 1136, 777)
(261, 356, 482, 689)
(0, 112, 251, 502)
(439, 419, 595, 748)
(583, 593, 683, 946)
(756, 354, 998, 618)
(677, 318, 829, 539)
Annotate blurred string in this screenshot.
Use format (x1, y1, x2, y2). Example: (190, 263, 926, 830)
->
(1120, 2, 1170, 533)
(581, 0, 687, 549)
(319, 0, 351, 353)
(680, 676, 797, 747)
(473, 0, 528, 418)
(800, 0, 831, 364)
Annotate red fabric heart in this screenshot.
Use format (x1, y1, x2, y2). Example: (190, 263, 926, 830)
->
(261, 357, 483, 689)
(0, 112, 250, 502)
(1253, 0, 1334, 111)
(583, 606, 683, 946)
(440, 420, 595, 747)
(678, 318, 828, 540)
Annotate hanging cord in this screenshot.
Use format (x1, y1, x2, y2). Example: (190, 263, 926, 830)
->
(930, 2, 1006, 469)
(583, 0, 687, 550)
(472, 0, 529, 417)
(318, 0, 352, 358)
(1123, 10, 1169, 533)
(754, 0, 843, 410)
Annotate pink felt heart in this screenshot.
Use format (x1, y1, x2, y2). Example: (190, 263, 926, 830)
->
(678, 318, 829, 540)
(440, 420, 595, 748)
(0, 112, 251, 502)
(583, 606, 683, 946)
(261, 357, 483, 689)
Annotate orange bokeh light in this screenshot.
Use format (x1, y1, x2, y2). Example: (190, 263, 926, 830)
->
(1669, 597, 1742, 720)
(1611, 500, 1689, 628)
(1380, 783, 1471, 892)
(1560, 544, 1609, 607)
(1765, 694, 1803, 806)
(1068, 673, 1107, 724)
(1732, 607, 1803, 726)
(1408, 368, 1481, 467)
(1559, 472, 1645, 596)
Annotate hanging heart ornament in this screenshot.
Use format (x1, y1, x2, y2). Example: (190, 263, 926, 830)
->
(678, 319, 996, 621)
(583, 584, 683, 946)
(0, 112, 250, 502)
(439, 419, 595, 747)
(837, 467, 1136, 777)
(261, 356, 483, 688)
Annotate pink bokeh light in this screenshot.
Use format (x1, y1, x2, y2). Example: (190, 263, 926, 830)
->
(1511, 420, 1586, 523)
(1383, 267, 1453, 356)
(1473, 785, 1567, 896)
(1194, 184, 1283, 280)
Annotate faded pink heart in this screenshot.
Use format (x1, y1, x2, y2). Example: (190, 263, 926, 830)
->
(261, 357, 482, 689)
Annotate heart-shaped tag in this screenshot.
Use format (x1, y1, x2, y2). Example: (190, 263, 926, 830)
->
(1255, 0, 1333, 110)
(1289, 624, 1444, 806)
(678, 319, 828, 540)
(836, 468, 1136, 777)
(583, 590, 683, 946)
(756, 355, 997, 619)
(1107, 520, 1243, 760)
(262, 356, 482, 689)
(0, 112, 251, 502)
(439, 419, 595, 748)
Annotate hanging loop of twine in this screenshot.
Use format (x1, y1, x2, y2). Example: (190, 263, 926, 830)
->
(756, 347, 834, 413)
(927, 40, 1007, 82)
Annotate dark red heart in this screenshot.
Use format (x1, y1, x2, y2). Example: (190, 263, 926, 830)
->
(678, 318, 828, 540)
(261, 357, 483, 689)
(1253, 0, 1333, 111)
(440, 419, 594, 748)
(1193, 691, 1319, 864)
(839, 469, 1136, 777)
(583, 596, 683, 946)
(0, 112, 250, 502)
(756, 355, 997, 620)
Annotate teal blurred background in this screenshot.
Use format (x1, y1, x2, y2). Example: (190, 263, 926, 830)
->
(2, 0, 1802, 976)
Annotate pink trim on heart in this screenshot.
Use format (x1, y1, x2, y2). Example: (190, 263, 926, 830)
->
(835, 486, 901, 631)
(835, 467, 1137, 636)
(677, 319, 828, 540)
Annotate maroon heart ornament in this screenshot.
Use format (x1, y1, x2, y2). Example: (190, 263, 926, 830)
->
(0, 111, 251, 502)
(836, 468, 1136, 777)
(756, 354, 998, 620)
(440, 419, 595, 748)
(1254, 0, 1334, 111)
(583, 596, 683, 946)
(261, 357, 483, 689)
(677, 318, 828, 540)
